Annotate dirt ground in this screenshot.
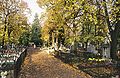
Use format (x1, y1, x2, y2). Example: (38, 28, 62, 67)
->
(19, 48, 91, 78)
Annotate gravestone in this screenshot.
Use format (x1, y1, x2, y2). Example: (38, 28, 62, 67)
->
(87, 44, 97, 54)
(102, 44, 110, 58)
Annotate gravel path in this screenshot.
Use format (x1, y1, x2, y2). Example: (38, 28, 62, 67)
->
(19, 48, 91, 78)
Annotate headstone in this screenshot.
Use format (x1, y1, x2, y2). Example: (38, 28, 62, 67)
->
(112, 75, 119, 78)
(87, 44, 96, 53)
(0, 46, 2, 49)
(11, 43, 15, 50)
(102, 45, 110, 58)
(54, 43, 58, 50)
(1, 71, 7, 78)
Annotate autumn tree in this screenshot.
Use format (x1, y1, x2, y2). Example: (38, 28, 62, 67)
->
(103, 0, 120, 60)
(38, 0, 66, 48)
(0, 0, 29, 46)
(37, 0, 108, 52)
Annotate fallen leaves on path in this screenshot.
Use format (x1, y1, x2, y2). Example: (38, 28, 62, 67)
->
(19, 48, 91, 78)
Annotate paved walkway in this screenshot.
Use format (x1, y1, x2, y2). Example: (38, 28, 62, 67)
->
(19, 48, 91, 78)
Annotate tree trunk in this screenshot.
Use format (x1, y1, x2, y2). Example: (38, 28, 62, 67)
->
(52, 32, 55, 47)
(110, 21, 120, 60)
(85, 39, 88, 51)
(8, 24, 12, 45)
(116, 1, 120, 77)
(8, 28, 11, 45)
(2, 23, 7, 47)
(103, 0, 120, 60)
(73, 39, 77, 54)
(110, 37, 118, 60)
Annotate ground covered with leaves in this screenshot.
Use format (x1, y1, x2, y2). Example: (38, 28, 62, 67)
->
(19, 48, 91, 78)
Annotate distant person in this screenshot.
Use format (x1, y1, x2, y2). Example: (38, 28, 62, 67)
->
(117, 49, 120, 59)
(33, 44, 36, 48)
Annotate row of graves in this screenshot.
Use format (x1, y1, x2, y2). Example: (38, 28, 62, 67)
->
(51, 43, 120, 78)
(0, 46, 27, 78)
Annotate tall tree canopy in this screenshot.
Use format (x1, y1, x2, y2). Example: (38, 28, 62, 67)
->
(30, 13, 42, 46)
(0, 0, 29, 46)
(37, 0, 120, 60)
